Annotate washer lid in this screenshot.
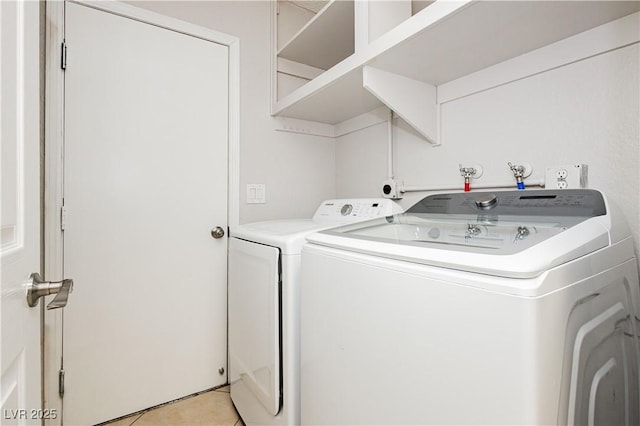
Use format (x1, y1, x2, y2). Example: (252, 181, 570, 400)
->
(306, 189, 615, 278)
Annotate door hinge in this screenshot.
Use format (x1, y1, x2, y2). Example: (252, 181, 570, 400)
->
(61, 41, 67, 70)
(58, 369, 65, 398)
(60, 206, 67, 231)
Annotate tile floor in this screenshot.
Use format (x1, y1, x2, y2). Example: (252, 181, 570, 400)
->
(103, 386, 245, 426)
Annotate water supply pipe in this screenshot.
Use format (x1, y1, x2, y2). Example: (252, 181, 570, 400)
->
(400, 178, 546, 193)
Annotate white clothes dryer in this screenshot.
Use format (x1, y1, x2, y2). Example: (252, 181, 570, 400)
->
(301, 189, 640, 425)
(228, 199, 402, 425)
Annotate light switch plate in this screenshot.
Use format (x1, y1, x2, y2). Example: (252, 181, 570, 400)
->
(246, 184, 266, 204)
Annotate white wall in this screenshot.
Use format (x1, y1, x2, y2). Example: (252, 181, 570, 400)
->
(129, 0, 639, 259)
(337, 44, 640, 259)
(129, 1, 336, 223)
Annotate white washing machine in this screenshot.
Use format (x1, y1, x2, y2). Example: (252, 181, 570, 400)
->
(301, 189, 640, 425)
(228, 198, 402, 425)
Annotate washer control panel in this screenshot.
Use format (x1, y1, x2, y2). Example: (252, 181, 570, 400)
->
(408, 189, 606, 218)
(313, 199, 402, 222)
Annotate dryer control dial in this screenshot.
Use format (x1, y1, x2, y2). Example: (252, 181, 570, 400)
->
(341, 204, 353, 216)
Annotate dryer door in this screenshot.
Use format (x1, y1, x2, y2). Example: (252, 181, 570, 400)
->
(229, 238, 281, 415)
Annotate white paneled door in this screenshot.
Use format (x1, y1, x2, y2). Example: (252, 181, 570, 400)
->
(62, 3, 229, 424)
(1, 0, 41, 424)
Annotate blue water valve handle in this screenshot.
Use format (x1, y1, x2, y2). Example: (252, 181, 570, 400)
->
(508, 162, 527, 190)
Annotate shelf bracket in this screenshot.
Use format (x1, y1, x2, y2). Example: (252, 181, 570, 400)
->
(362, 66, 439, 145)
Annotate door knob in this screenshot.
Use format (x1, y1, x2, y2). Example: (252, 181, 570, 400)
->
(26, 273, 74, 310)
(211, 226, 225, 239)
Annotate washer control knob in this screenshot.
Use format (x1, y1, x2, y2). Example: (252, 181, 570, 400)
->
(341, 204, 353, 216)
(474, 193, 498, 209)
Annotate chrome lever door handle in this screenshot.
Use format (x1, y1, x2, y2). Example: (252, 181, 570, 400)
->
(26, 273, 74, 310)
(47, 279, 73, 310)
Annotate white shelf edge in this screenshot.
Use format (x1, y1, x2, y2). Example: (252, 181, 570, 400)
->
(273, 51, 368, 116)
(277, 57, 324, 80)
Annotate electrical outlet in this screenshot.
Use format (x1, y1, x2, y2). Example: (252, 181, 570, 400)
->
(545, 164, 588, 189)
(556, 169, 568, 180)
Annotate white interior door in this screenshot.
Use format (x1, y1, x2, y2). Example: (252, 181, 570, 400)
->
(1, 0, 42, 423)
(62, 3, 229, 424)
